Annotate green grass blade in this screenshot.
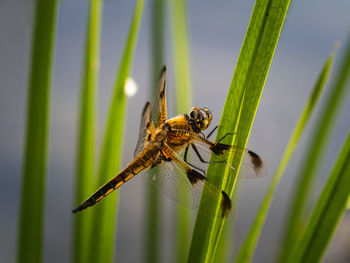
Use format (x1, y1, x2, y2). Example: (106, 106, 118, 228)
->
(88, 0, 145, 262)
(169, 0, 193, 262)
(17, 1, 58, 262)
(170, 0, 192, 113)
(279, 36, 350, 262)
(188, 0, 290, 262)
(286, 131, 350, 263)
(234, 45, 337, 263)
(145, 0, 165, 262)
(211, 220, 232, 263)
(73, 1, 102, 263)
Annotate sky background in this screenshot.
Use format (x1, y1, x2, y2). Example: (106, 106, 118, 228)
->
(1, 0, 350, 262)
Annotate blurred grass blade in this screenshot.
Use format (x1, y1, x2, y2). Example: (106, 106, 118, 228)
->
(234, 45, 337, 263)
(145, 0, 165, 262)
(17, 1, 58, 263)
(280, 37, 350, 262)
(169, 0, 193, 262)
(286, 131, 350, 263)
(88, 0, 145, 262)
(170, 0, 192, 112)
(73, 1, 102, 263)
(188, 0, 290, 262)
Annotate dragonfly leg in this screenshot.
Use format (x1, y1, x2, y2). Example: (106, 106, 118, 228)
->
(206, 125, 218, 139)
(184, 144, 189, 162)
(217, 132, 236, 143)
(191, 143, 230, 167)
(183, 144, 206, 174)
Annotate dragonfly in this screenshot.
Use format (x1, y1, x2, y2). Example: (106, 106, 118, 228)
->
(72, 65, 266, 217)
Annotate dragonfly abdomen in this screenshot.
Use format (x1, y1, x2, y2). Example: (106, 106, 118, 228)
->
(72, 147, 160, 214)
(72, 170, 131, 214)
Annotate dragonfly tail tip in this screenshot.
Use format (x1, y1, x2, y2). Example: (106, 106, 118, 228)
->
(72, 204, 85, 214)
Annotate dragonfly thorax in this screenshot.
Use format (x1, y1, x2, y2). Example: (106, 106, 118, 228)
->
(154, 123, 171, 142)
(188, 107, 213, 132)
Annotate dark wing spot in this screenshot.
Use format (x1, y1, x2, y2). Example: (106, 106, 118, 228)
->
(186, 169, 206, 185)
(159, 89, 165, 99)
(159, 65, 167, 75)
(186, 168, 232, 217)
(211, 143, 232, 155)
(220, 190, 232, 218)
(248, 150, 263, 173)
(158, 66, 167, 98)
(142, 102, 151, 115)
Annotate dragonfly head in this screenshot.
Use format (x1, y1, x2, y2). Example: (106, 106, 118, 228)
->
(189, 107, 213, 131)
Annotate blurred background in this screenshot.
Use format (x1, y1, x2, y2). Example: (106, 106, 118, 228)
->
(1, 0, 350, 262)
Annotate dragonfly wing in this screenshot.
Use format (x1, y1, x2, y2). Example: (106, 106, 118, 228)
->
(151, 65, 167, 127)
(150, 159, 199, 209)
(134, 65, 167, 157)
(149, 145, 232, 216)
(240, 148, 267, 179)
(187, 140, 267, 179)
(134, 102, 152, 157)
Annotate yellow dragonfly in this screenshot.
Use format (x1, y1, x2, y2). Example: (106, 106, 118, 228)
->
(72, 66, 266, 216)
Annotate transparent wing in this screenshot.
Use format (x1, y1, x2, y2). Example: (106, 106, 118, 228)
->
(151, 65, 167, 127)
(149, 159, 199, 209)
(184, 140, 267, 179)
(149, 149, 232, 215)
(134, 102, 152, 157)
(134, 65, 167, 157)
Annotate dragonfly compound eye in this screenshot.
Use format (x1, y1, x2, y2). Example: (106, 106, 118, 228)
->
(188, 107, 212, 131)
(189, 107, 199, 120)
(203, 108, 212, 122)
(190, 111, 195, 119)
(196, 108, 212, 130)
